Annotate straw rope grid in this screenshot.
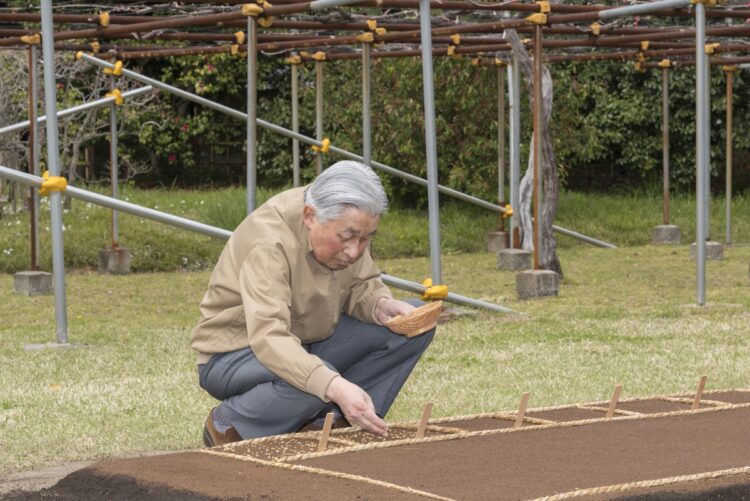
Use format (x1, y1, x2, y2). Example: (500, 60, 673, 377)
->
(215, 401, 750, 463)
(526, 466, 750, 501)
(201, 448, 455, 500)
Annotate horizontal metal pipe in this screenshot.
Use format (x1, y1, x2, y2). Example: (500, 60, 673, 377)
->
(79, 54, 616, 248)
(598, 0, 691, 19)
(381, 275, 515, 314)
(0, 165, 514, 313)
(0, 86, 153, 136)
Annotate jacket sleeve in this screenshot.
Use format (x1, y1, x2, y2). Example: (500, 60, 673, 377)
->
(239, 244, 339, 401)
(344, 249, 392, 323)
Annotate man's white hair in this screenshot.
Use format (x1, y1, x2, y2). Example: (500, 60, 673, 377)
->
(304, 161, 388, 224)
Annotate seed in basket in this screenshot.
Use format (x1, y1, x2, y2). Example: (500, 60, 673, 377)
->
(385, 301, 443, 338)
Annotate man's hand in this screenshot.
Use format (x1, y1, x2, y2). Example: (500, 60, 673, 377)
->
(374, 297, 415, 326)
(325, 376, 389, 437)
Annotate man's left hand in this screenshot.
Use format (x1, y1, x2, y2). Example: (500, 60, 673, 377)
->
(374, 298, 415, 325)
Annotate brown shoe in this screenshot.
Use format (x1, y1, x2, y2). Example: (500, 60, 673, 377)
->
(297, 416, 351, 433)
(203, 407, 242, 447)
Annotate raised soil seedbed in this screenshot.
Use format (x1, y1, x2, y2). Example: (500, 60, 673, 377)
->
(7, 389, 750, 500)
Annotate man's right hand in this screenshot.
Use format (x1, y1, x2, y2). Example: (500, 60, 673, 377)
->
(325, 376, 389, 437)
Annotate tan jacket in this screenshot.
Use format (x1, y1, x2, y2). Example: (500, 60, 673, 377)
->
(190, 187, 392, 401)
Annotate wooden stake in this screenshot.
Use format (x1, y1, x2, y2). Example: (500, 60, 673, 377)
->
(317, 412, 335, 452)
(415, 402, 433, 439)
(606, 384, 622, 419)
(692, 375, 708, 411)
(514, 392, 530, 429)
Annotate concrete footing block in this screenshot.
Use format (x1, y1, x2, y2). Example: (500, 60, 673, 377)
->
(486, 231, 510, 253)
(13, 271, 52, 296)
(98, 247, 131, 274)
(497, 249, 532, 271)
(652, 224, 681, 245)
(516, 269, 560, 300)
(690, 241, 724, 260)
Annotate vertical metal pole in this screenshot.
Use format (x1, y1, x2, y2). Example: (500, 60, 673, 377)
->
(497, 63, 506, 203)
(508, 58, 521, 248)
(725, 68, 733, 244)
(703, 55, 711, 241)
(27, 45, 39, 270)
(291, 62, 300, 187)
(362, 42, 372, 166)
(532, 25, 543, 270)
(40, 0, 68, 343)
(695, 2, 707, 306)
(246, 16, 258, 213)
(109, 75, 119, 246)
(315, 60, 324, 175)
(662, 67, 670, 225)
(419, 0, 442, 285)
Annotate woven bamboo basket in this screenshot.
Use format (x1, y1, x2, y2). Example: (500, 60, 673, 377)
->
(385, 301, 443, 337)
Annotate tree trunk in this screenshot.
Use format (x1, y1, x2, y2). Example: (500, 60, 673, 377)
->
(506, 30, 562, 276)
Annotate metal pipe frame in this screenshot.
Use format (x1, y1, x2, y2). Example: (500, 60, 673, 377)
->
(662, 66, 670, 225)
(597, 0, 691, 20)
(315, 60, 323, 176)
(532, 24, 543, 269)
(497, 63, 506, 206)
(109, 75, 120, 246)
(78, 54, 615, 249)
(28, 44, 40, 270)
(695, 2, 707, 306)
(247, 16, 258, 213)
(362, 42, 372, 166)
(291, 62, 301, 187)
(0, 86, 153, 136)
(725, 68, 733, 245)
(0, 165, 515, 314)
(40, 0, 68, 343)
(419, 0, 443, 285)
(508, 56, 521, 248)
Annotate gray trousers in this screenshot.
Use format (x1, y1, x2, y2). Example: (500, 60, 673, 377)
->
(198, 302, 435, 439)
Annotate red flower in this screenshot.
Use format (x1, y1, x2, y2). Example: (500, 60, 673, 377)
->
(168, 153, 177, 162)
(181, 124, 189, 132)
(206, 64, 215, 72)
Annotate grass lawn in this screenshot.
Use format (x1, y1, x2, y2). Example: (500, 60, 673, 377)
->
(1, 242, 749, 475)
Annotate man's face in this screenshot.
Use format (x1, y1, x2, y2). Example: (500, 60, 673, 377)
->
(303, 205, 380, 270)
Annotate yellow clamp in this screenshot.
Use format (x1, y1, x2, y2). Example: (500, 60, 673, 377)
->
(375, 27, 387, 35)
(285, 55, 302, 64)
(590, 22, 601, 36)
(75, 51, 84, 60)
(450, 33, 461, 45)
(691, 0, 717, 6)
(99, 11, 110, 27)
(447, 45, 456, 56)
(241, 3, 264, 16)
(470, 58, 479, 66)
(705, 43, 720, 54)
(637, 51, 646, 63)
(106, 88, 123, 105)
(311, 51, 326, 61)
(367, 19, 378, 31)
(536, 0, 551, 13)
(495, 58, 504, 66)
(502, 204, 513, 218)
(104, 60, 123, 76)
(722, 64, 738, 73)
(526, 13, 547, 25)
(20, 34, 41, 45)
(39, 171, 67, 196)
(356, 32, 374, 43)
(312, 138, 330, 154)
(90, 41, 100, 53)
(640, 40, 649, 51)
(235, 31, 246, 45)
(231, 44, 240, 55)
(258, 16, 274, 28)
(634, 61, 645, 73)
(658, 59, 671, 68)
(420, 278, 448, 301)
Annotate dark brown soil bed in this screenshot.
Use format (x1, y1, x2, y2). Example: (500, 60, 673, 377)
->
(617, 398, 697, 414)
(526, 406, 608, 422)
(704, 390, 750, 405)
(6, 398, 750, 500)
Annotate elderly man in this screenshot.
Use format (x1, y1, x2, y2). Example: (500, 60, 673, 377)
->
(192, 161, 435, 446)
